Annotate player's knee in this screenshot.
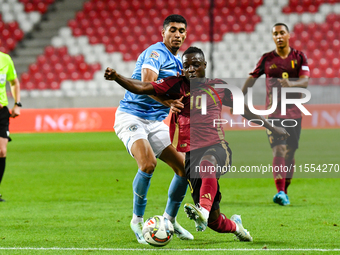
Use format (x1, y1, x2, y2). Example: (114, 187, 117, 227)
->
(285, 147, 296, 161)
(272, 145, 286, 157)
(139, 160, 157, 174)
(0, 147, 7, 157)
(173, 163, 185, 177)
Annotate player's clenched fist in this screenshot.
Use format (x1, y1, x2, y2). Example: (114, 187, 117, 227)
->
(104, 67, 118, 80)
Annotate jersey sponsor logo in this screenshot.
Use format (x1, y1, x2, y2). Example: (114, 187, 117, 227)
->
(301, 65, 310, 71)
(154, 79, 164, 84)
(128, 124, 138, 132)
(0, 74, 6, 83)
(269, 63, 277, 69)
(180, 143, 187, 147)
(150, 50, 160, 60)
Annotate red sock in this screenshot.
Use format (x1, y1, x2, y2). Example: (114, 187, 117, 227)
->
(208, 213, 236, 233)
(273, 157, 286, 193)
(285, 159, 295, 194)
(199, 160, 217, 212)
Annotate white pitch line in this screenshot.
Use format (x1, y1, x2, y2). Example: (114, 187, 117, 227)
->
(0, 248, 339, 252)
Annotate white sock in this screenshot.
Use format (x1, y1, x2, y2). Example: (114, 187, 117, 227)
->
(163, 212, 175, 223)
(132, 213, 143, 224)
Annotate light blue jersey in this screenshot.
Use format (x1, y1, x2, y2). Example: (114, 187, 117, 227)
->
(118, 42, 183, 121)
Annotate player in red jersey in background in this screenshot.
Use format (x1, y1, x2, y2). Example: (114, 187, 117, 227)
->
(105, 46, 289, 241)
(242, 23, 310, 206)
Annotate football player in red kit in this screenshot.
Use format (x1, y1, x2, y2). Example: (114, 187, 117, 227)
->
(242, 23, 310, 206)
(105, 46, 289, 241)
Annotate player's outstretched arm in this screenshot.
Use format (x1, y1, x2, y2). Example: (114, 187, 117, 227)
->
(104, 67, 155, 95)
(278, 75, 309, 88)
(242, 76, 257, 95)
(242, 104, 290, 139)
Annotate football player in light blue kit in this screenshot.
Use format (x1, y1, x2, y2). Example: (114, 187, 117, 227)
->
(113, 14, 193, 244)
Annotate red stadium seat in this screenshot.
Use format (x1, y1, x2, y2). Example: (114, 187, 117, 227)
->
(90, 63, 101, 72)
(307, 58, 315, 71)
(25, 81, 36, 90)
(58, 72, 67, 82)
(325, 49, 334, 59)
(5, 38, 16, 51)
(54, 63, 64, 73)
(83, 1, 94, 13)
(71, 72, 80, 81)
(50, 81, 60, 90)
(105, 44, 115, 53)
(311, 68, 321, 78)
(306, 40, 316, 52)
(44, 46, 55, 57)
(29, 63, 39, 74)
(37, 2, 48, 14)
(49, 54, 59, 65)
(227, 0, 237, 8)
(46, 72, 56, 85)
(312, 49, 322, 61)
(325, 68, 334, 78)
(319, 58, 328, 71)
(20, 73, 30, 85)
(42, 63, 52, 73)
(33, 72, 43, 84)
(37, 81, 48, 90)
(332, 58, 340, 70)
(333, 39, 340, 51)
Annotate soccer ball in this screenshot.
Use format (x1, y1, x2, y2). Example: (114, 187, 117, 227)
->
(142, 215, 174, 246)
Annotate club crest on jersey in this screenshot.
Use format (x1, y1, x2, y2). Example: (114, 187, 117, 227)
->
(269, 64, 277, 69)
(150, 51, 160, 60)
(128, 125, 138, 132)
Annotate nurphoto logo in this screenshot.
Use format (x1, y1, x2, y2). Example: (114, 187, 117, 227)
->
(199, 84, 311, 128)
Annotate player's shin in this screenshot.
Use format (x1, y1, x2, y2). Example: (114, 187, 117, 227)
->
(132, 169, 152, 223)
(199, 160, 218, 212)
(0, 157, 6, 184)
(273, 157, 286, 193)
(285, 159, 295, 193)
(164, 174, 188, 220)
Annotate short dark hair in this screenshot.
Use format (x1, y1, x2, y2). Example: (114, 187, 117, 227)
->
(183, 46, 205, 59)
(273, 23, 289, 32)
(163, 14, 187, 29)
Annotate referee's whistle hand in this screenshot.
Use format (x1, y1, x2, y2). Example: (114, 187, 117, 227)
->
(10, 107, 20, 118)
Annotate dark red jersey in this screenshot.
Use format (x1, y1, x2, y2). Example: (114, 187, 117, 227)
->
(152, 77, 233, 152)
(250, 48, 310, 119)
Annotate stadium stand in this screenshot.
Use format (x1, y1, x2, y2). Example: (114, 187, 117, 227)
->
(1, 0, 339, 107)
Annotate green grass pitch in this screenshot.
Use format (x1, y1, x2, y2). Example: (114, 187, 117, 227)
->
(0, 129, 339, 254)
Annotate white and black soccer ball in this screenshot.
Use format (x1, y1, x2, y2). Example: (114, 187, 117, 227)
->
(142, 215, 174, 246)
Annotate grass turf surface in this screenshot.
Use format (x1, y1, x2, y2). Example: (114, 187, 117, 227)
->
(0, 129, 339, 254)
